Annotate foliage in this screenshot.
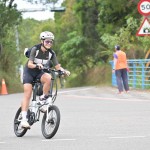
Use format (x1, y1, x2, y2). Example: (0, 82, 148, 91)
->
(67, 63, 112, 87)
(60, 31, 89, 72)
(97, 0, 140, 35)
(0, 0, 150, 92)
(54, 0, 78, 64)
(101, 17, 149, 59)
(0, 0, 22, 93)
(18, 19, 56, 65)
(56, 0, 144, 72)
(0, 0, 21, 38)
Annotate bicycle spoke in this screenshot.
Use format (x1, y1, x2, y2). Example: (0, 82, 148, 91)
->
(41, 105, 60, 139)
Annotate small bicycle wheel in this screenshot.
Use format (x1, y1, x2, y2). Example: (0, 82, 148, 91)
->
(41, 105, 60, 139)
(14, 107, 28, 137)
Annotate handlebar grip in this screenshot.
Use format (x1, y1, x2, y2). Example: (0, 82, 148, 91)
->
(58, 70, 65, 76)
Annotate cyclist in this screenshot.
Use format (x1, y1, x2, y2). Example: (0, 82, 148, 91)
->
(21, 31, 70, 128)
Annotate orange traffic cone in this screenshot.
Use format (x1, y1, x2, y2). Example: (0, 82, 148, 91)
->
(1, 79, 8, 95)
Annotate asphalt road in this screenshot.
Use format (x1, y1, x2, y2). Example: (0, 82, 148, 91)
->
(0, 86, 150, 150)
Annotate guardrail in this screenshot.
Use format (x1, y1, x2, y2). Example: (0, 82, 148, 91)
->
(109, 59, 150, 89)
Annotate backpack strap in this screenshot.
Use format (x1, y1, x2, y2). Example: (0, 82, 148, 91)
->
(48, 49, 55, 60)
(34, 44, 41, 57)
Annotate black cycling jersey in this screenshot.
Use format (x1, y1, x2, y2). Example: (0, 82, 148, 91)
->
(29, 44, 58, 66)
(23, 44, 59, 84)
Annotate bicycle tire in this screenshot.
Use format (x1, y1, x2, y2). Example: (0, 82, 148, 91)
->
(14, 107, 28, 137)
(41, 105, 60, 139)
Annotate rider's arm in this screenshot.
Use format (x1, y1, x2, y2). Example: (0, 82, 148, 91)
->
(55, 64, 70, 76)
(51, 51, 70, 76)
(55, 64, 64, 71)
(51, 52, 59, 67)
(28, 60, 37, 69)
(51, 53, 64, 71)
(28, 47, 39, 69)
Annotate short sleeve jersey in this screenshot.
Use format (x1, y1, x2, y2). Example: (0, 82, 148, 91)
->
(28, 44, 59, 67)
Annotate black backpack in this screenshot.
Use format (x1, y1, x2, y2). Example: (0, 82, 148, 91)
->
(24, 44, 41, 58)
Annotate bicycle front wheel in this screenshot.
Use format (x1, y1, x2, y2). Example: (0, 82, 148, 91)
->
(14, 107, 28, 137)
(41, 105, 60, 139)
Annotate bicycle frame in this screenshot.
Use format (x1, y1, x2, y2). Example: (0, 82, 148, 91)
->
(28, 69, 58, 124)
(14, 68, 63, 138)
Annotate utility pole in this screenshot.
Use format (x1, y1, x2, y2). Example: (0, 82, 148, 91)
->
(15, 25, 20, 51)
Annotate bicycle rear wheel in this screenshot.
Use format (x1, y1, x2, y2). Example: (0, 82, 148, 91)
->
(14, 107, 28, 137)
(41, 105, 60, 139)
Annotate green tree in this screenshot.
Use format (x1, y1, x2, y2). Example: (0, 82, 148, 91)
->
(54, 0, 78, 66)
(55, 0, 102, 72)
(0, 0, 22, 93)
(97, 0, 140, 35)
(101, 16, 150, 60)
(96, 0, 142, 60)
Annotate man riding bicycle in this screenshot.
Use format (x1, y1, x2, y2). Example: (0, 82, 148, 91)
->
(21, 31, 70, 128)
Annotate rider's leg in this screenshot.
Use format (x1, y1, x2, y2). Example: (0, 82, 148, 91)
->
(40, 73, 52, 100)
(38, 73, 52, 111)
(21, 83, 32, 128)
(41, 73, 52, 95)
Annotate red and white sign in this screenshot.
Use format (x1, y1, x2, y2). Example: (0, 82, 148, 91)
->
(136, 17, 150, 36)
(137, 0, 150, 16)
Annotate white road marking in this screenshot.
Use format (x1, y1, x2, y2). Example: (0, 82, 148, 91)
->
(56, 87, 149, 102)
(58, 87, 93, 94)
(0, 141, 6, 144)
(109, 135, 147, 139)
(63, 94, 150, 102)
(42, 139, 76, 142)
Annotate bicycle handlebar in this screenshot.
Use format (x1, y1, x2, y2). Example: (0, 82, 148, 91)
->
(42, 67, 66, 76)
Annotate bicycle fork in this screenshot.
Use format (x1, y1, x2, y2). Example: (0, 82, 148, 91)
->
(46, 97, 53, 122)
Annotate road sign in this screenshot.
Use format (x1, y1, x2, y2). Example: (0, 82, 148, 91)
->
(137, 0, 150, 16)
(136, 17, 150, 36)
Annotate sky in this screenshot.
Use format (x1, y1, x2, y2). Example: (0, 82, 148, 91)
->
(14, 0, 64, 20)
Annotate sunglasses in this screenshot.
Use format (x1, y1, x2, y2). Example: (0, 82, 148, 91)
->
(44, 40, 53, 44)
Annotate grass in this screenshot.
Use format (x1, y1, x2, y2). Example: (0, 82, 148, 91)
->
(0, 64, 112, 94)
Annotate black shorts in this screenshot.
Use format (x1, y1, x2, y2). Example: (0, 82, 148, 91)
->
(23, 67, 45, 84)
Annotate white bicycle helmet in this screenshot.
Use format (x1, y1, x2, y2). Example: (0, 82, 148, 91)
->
(40, 31, 55, 40)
